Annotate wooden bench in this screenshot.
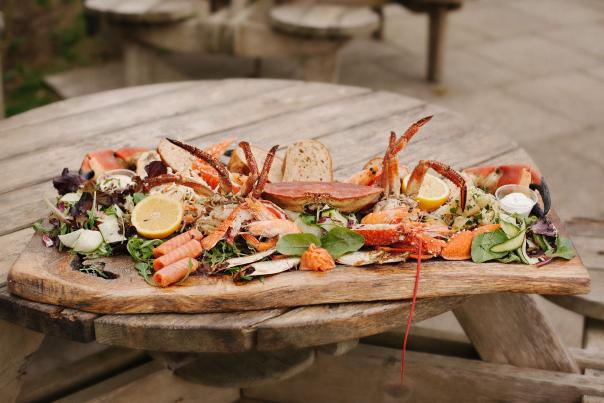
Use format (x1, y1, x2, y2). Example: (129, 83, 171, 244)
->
(85, 0, 380, 83)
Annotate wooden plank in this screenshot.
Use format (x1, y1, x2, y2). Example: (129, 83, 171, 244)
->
(0, 79, 285, 162)
(8, 234, 588, 314)
(0, 81, 367, 195)
(454, 293, 581, 373)
(583, 319, 604, 403)
(94, 309, 287, 353)
(0, 81, 194, 134)
(255, 297, 465, 351)
(0, 320, 44, 403)
(0, 182, 51, 237)
(56, 360, 239, 403)
(0, 228, 33, 284)
(45, 63, 125, 99)
(0, 286, 97, 342)
(244, 345, 604, 403)
(364, 327, 604, 371)
(18, 347, 148, 403)
(548, 270, 604, 320)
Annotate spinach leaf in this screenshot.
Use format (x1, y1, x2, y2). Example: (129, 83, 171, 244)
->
(471, 229, 509, 263)
(498, 253, 522, 264)
(276, 233, 321, 256)
(320, 226, 365, 258)
(132, 192, 147, 205)
(545, 236, 575, 260)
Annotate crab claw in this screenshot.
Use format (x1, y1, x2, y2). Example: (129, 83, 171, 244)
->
(463, 164, 541, 194)
(80, 149, 126, 179)
(405, 160, 467, 212)
(114, 147, 149, 167)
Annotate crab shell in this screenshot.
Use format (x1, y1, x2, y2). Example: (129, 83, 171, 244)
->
(262, 182, 383, 213)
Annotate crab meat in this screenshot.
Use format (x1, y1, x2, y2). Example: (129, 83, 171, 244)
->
(336, 250, 408, 266)
(262, 182, 383, 213)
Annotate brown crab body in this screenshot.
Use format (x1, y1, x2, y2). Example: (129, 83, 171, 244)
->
(262, 181, 383, 213)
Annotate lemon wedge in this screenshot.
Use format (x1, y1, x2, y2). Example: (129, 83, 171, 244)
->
(131, 195, 184, 238)
(402, 173, 450, 211)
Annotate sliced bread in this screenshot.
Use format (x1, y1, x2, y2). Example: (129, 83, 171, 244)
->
(228, 143, 284, 183)
(282, 140, 333, 182)
(157, 138, 196, 173)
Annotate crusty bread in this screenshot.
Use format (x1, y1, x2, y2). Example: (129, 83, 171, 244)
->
(228, 144, 284, 183)
(282, 140, 332, 182)
(157, 138, 196, 173)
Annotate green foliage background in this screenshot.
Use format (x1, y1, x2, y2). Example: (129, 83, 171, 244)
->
(2, 0, 114, 116)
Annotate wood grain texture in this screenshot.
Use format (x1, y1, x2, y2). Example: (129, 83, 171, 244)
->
(255, 297, 465, 351)
(270, 2, 379, 39)
(94, 309, 286, 353)
(583, 319, 604, 403)
(0, 286, 97, 342)
(244, 345, 604, 403)
(454, 293, 581, 373)
(0, 320, 44, 403)
(8, 235, 588, 314)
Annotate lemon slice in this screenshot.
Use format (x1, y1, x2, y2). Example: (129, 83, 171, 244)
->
(402, 173, 450, 211)
(131, 195, 184, 238)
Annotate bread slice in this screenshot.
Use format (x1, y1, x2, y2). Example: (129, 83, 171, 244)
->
(282, 140, 333, 182)
(157, 138, 196, 173)
(228, 144, 284, 183)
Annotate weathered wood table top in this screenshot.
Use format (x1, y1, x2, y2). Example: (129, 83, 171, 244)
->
(0, 79, 588, 355)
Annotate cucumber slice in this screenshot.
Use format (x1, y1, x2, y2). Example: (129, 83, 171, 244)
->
(518, 239, 540, 265)
(500, 220, 520, 238)
(490, 230, 526, 253)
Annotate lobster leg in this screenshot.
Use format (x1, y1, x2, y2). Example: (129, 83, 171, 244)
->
(405, 160, 467, 211)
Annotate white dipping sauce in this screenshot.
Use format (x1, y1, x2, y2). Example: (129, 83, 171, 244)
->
(99, 175, 133, 192)
(499, 192, 535, 215)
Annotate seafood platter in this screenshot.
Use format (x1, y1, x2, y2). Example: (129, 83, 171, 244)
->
(8, 116, 588, 314)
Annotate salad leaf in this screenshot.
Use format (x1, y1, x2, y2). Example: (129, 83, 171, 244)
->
(145, 161, 167, 178)
(53, 168, 88, 195)
(277, 233, 321, 256)
(320, 226, 365, 258)
(531, 217, 557, 237)
(498, 253, 522, 264)
(471, 229, 509, 263)
(135, 262, 153, 282)
(545, 236, 576, 260)
(202, 239, 253, 267)
(127, 236, 163, 263)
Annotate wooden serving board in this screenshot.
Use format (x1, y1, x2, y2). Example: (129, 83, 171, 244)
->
(8, 233, 589, 314)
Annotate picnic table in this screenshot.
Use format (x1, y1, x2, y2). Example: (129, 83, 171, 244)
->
(0, 79, 600, 402)
(84, 0, 461, 84)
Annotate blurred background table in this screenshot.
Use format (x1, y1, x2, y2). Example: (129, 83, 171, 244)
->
(0, 79, 602, 402)
(84, 0, 462, 84)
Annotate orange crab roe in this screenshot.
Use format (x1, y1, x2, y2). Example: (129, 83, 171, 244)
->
(300, 244, 335, 272)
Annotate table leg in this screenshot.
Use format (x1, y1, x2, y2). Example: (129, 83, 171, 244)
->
(0, 320, 44, 403)
(454, 293, 580, 373)
(298, 51, 342, 83)
(123, 40, 186, 86)
(427, 7, 448, 83)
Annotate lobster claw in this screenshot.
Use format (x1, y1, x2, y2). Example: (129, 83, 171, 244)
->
(529, 177, 550, 218)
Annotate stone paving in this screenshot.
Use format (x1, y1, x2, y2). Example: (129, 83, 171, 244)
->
(337, 0, 604, 222)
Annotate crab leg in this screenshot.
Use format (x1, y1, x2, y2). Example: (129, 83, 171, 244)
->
(405, 160, 467, 211)
(238, 142, 259, 197)
(167, 138, 233, 195)
(252, 145, 278, 198)
(391, 115, 433, 155)
(380, 132, 396, 195)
